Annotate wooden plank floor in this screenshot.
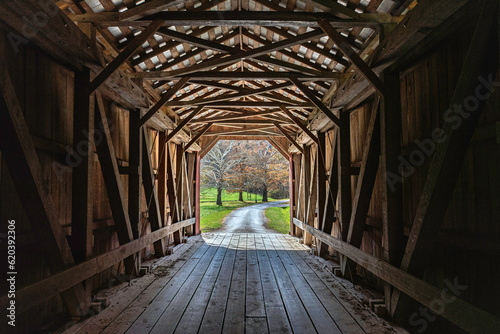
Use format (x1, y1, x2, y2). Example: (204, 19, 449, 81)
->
(65, 233, 408, 334)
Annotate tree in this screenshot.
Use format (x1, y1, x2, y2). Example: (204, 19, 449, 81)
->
(201, 141, 241, 205)
(246, 141, 288, 202)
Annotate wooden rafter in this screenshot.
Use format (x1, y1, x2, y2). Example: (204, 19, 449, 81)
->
(279, 104, 318, 143)
(90, 20, 163, 93)
(184, 123, 213, 152)
(140, 77, 190, 126)
(274, 123, 304, 154)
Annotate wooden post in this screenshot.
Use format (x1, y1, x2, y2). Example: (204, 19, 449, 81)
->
(337, 111, 351, 242)
(195, 152, 201, 235)
(316, 131, 327, 254)
(293, 153, 302, 237)
(158, 131, 167, 225)
(71, 68, 94, 265)
(380, 72, 404, 313)
(141, 128, 166, 257)
(128, 108, 142, 272)
(288, 153, 295, 235)
(301, 145, 312, 244)
(0, 57, 89, 317)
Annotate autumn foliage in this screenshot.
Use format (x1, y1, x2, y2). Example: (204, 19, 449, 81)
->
(201, 140, 289, 205)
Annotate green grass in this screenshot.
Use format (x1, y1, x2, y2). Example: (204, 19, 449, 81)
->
(265, 206, 290, 234)
(200, 188, 264, 232)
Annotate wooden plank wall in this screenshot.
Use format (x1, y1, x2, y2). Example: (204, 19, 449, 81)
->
(314, 23, 499, 333)
(0, 28, 183, 331)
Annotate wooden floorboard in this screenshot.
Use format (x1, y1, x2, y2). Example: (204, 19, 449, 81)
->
(64, 233, 407, 334)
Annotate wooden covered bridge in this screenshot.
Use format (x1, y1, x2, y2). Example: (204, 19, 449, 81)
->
(0, 0, 499, 333)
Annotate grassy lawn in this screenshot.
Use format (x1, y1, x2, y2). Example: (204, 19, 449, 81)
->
(264, 206, 290, 234)
(200, 188, 264, 232)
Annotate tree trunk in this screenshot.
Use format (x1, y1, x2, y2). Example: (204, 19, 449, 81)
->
(216, 187, 222, 206)
(239, 191, 243, 202)
(262, 185, 268, 202)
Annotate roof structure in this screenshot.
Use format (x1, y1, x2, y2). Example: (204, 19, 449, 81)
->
(59, 0, 414, 148)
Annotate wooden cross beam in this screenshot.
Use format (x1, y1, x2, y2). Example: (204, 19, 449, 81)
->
(139, 77, 190, 126)
(267, 136, 289, 159)
(279, 104, 318, 143)
(274, 123, 304, 154)
(141, 11, 379, 27)
(141, 128, 166, 257)
(289, 77, 340, 126)
(0, 54, 88, 317)
(165, 106, 205, 143)
(130, 29, 325, 79)
(169, 82, 295, 107)
(95, 93, 137, 273)
(199, 136, 221, 158)
(341, 97, 381, 274)
(318, 19, 385, 96)
(193, 110, 281, 123)
(89, 20, 163, 93)
(132, 71, 342, 81)
(184, 123, 213, 152)
(390, 0, 500, 319)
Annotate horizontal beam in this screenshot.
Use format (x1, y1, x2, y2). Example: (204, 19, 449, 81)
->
(0, 218, 195, 315)
(71, 11, 379, 27)
(292, 218, 500, 334)
(201, 101, 313, 108)
(131, 70, 344, 81)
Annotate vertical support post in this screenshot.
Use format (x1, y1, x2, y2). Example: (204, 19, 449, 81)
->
(293, 153, 302, 237)
(288, 153, 295, 236)
(337, 111, 351, 241)
(72, 68, 94, 265)
(71, 68, 94, 303)
(302, 145, 312, 244)
(158, 131, 167, 225)
(380, 71, 404, 312)
(195, 152, 201, 235)
(316, 132, 327, 254)
(319, 131, 338, 257)
(128, 108, 142, 272)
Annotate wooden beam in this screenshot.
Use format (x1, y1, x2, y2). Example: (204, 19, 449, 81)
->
(0, 218, 195, 315)
(279, 104, 318, 143)
(131, 70, 342, 81)
(347, 97, 380, 247)
(139, 77, 190, 126)
(184, 123, 213, 152)
(129, 109, 142, 247)
(316, 131, 327, 255)
(130, 29, 326, 79)
(379, 72, 405, 312)
(158, 131, 168, 225)
(0, 54, 88, 317)
(165, 106, 205, 143)
(331, 0, 470, 109)
(195, 153, 201, 234)
(267, 136, 289, 159)
(318, 19, 384, 95)
(304, 145, 318, 246)
(141, 128, 166, 257)
(337, 111, 351, 242)
(199, 136, 220, 158)
(71, 68, 94, 264)
(274, 123, 304, 154)
(141, 11, 378, 27)
(292, 218, 500, 334)
(170, 83, 295, 107)
(194, 110, 281, 123)
(319, 131, 338, 257)
(391, 0, 499, 318)
(94, 93, 137, 273)
(89, 20, 163, 93)
(289, 77, 340, 126)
